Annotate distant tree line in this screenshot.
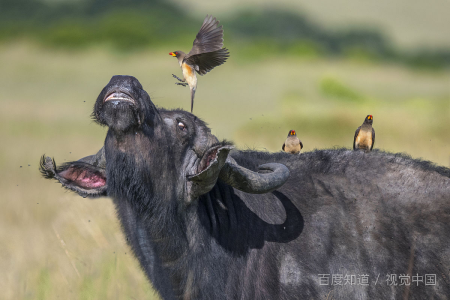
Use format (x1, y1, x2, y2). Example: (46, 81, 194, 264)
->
(1, 0, 449, 69)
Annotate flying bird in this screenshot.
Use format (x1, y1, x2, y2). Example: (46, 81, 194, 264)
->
(169, 15, 230, 112)
(353, 115, 375, 152)
(282, 130, 303, 154)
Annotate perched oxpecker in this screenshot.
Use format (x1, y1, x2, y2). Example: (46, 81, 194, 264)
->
(353, 115, 375, 152)
(169, 15, 230, 112)
(282, 130, 303, 154)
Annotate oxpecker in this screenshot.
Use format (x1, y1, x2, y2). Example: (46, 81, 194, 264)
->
(353, 115, 375, 152)
(169, 15, 230, 112)
(282, 130, 303, 154)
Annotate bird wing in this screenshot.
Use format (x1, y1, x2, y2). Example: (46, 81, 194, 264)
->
(353, 127, 361, 150)
(299, 140, 303, 149)
(185, 48, 229, 75)
(188, 15, 224, 57)
(282, 143, 285, 151)
(185, 15, 229, 75)
(371, 128, 375, 150)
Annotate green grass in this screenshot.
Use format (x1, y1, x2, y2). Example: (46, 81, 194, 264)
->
(0, 43, 449, 299)
(319, 76, 364, 102)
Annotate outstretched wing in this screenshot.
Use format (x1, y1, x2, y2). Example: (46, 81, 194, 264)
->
(188, 15, 224, 57)
(353, 127, 361, 150)
(186, 48, 229, 75)
(371, 128, 375, 150)
(186, 15, 229, 75)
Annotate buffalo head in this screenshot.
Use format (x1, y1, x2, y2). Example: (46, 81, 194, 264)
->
(41, 75, 290, 203)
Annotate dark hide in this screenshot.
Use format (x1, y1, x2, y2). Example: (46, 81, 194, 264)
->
(41, 76, 450, 300)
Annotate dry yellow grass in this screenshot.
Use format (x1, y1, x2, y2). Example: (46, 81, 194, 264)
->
(0, 43, 448, 299)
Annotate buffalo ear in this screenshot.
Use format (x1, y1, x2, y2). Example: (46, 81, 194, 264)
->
(187, 143, 234, 201)
(40, 155, 107, 198)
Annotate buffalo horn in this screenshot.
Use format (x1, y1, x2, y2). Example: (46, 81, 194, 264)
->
(219, 158, 290, 194)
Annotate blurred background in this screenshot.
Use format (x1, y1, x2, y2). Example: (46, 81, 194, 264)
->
(1, 0, 449, 299)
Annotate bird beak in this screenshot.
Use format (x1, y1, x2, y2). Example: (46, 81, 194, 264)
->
(169, 52, 176, 57)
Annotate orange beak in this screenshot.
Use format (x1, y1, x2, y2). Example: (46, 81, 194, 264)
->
(290, 130, 296, 135)
(368, 115, 373, 120)
(169, 52, 176, 57)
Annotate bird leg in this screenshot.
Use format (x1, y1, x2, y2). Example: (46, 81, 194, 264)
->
(172, 74, 185, 82)
(172, 74, 188, 87)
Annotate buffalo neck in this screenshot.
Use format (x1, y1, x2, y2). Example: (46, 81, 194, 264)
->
(104, 128, 190, 260)
(102, 127, 247, 297)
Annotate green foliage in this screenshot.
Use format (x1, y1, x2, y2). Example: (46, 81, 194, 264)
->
(38, 11, 160, 50)
(0, 0, 449, 68)
(343, 47, 381, 63)
(41, 20, 95, 48)
(403, 49, 450, 70)
(286, 41, 322, 58)
(234, 39, 322, 62)
(319, 77, 364, 103)
(0, 0, 196, 50)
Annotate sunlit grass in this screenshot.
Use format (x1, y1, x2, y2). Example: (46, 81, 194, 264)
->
(0, 43, 449, 299)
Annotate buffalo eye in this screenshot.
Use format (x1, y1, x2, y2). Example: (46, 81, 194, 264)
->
(178, 121, 187, 131)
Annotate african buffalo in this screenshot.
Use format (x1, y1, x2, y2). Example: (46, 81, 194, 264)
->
(41, 75, 450, 299)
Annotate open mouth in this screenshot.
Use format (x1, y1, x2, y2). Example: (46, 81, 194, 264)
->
(104, 92, 135, 105)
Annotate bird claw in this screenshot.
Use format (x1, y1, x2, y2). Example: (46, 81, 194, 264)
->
(175, 82, 188, 87)
(172, 74, 184, 82)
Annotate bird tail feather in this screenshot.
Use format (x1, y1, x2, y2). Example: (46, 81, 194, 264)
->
(190, 87, 196, 113)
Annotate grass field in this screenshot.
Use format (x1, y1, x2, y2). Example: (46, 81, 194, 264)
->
(0, 42, 449, 299)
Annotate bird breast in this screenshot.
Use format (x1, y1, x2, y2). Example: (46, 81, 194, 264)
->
(285, 137, 301, 154)
(182, 63, 197, 88)
(356, 129, 372, 148)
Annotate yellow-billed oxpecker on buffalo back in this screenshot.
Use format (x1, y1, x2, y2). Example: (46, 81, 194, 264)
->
(353, 115, 375, 152)
(169, 15, 230, 112)
(282, 130, 303, 154)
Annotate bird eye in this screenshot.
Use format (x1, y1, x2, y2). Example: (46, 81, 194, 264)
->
(178, 122, 186, 131)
